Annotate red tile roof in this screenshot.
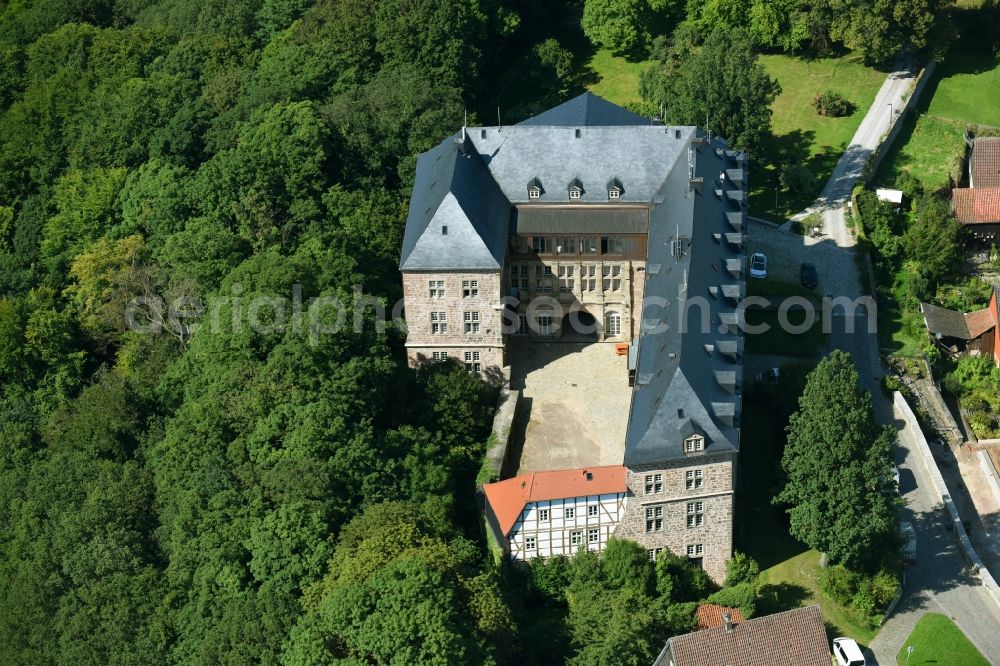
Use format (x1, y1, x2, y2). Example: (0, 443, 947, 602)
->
(965, 307, 997, 339)
(972, 137, 1000, 188)
(696, 604, 745, 630)
(483, 465, 626, 535)
(667, 605, 830, 666)
(953, 187, 1000, 225)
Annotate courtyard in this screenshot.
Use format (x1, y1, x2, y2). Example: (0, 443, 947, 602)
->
(505, 339, 631, 475)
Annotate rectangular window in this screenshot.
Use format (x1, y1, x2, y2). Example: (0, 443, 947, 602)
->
(644, 474, 663, 495)
(686, 501, 704, 528)
(525, 536, 536, 550)
(602, 264, 622, 292)
(580, 264, 597, 292)
(464, 351, 481, 373)
(516, 314, 529, 335)
(538, 508, 549, 522)
(432, 351, 449, 361)
(686, 470, 704, 490)
(430, 312, 447, 334)
(565, 507, 575, 519)
(532, 237, 553, 254)
(686, 544, 704, 557)
(428, 280, 445, 299)
(528, 189, 540, 199)
(601, 237, 624, 255)
(463, 311, 480, 334)
(558, 265, 575, 292)
(609, 189, 620, 200)
(684, 436, 705, 453)
(588, 528, 599, 543)
(580, 237, 598, 254)
(556, 237, 576, 254)
(571, 531, 583, 546)
(647, 547, 664, 562)
(462, 279, 478, 298)
(538, 314, 554, 335)
(570, 189, 581, 200)
(535, 265, 554, 292)
(588, 504, 598, 517)
(645, 506, 663, 532)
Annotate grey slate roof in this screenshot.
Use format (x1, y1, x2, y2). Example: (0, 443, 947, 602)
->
(399, 134, 510, 271)
(624, 134, 745, 465)
(920, 302, 971, 340)
(516, 91, 652, 127)
(513, 205, 649, 234)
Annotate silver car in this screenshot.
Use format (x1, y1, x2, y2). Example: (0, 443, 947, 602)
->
(749, 252, 767, 278)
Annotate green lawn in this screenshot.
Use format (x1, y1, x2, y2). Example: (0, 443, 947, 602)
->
(739, 401, 876, 645)
(875, 264, 928, 359)
(895, 613, 989, 665)
(585, 48, 649, 107)
(927, 51, 1000, 128)
(744, 307, 828, 356)
(752, 54, 886, 221)
(875, 113, 965, 190)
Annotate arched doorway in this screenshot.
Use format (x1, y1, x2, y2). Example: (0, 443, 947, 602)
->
(561, 309, 598, 341)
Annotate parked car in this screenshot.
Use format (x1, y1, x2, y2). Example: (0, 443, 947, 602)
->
(832, 637, 866, 666)
(755, 367, 780, 385)
(800, 261, 818, 289)
(749, 252, 767, 278)
(901, 521, 917, 561)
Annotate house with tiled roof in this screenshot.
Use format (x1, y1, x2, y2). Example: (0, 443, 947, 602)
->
(921, 286, 1000, 365)
(952, 136, 1000, 245)
(400, 93, 746, 581)
(652, 605, 830, 666)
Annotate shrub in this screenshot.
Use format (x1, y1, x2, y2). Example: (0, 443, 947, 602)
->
(707, 581, 758, 619)
(870, 569, 900, 608)
(820, 564, 857, 604)
(812, 90, 853, 117)
(779, 163, 814, 194)
(852, 581, 877, 618)
(724, 551, 760, 587)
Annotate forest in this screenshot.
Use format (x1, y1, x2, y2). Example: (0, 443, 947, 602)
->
(0, 0, 976, 664)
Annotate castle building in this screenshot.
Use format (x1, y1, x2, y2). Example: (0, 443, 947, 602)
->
(399, 93, 746, 581)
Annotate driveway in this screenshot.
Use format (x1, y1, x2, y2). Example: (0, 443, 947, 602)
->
(783, 65, 919, 248)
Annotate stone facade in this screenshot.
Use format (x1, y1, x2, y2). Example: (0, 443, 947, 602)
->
(614, 452, 736, 581)
(402, 270, 504, 372)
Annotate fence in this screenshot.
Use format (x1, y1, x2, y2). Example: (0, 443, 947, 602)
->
(865, 61, 938, 180)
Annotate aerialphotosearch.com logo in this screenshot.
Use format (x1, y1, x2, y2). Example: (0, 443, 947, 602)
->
(125, 284, 878, 343)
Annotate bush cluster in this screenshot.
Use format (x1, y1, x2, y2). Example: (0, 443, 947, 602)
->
(812, 90, 853, 117)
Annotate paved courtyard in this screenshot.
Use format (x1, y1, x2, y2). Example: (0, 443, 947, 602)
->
(506, 339, 631, 475)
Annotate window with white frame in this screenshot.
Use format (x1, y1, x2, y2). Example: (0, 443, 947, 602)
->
(463, 311, 480, 334)
(428, 280, 444, 299)
(525, 536, 536, 550)
(645, 506, 663, 532)
(462, 279, 478, 298)
(430, 312, 447, 334)
(684, 435, 705, 453)
(558, 265, 574, 292)
(686, 501, 704, 528)
(647, 547, 664, 561)
(686, 544, 704, 557)
(580, 237, 598, 254)
(609, 188, 621, 200)
(432, 351, 449, 361)
(686, 469, 704, 490)
(538, 508, 549, 522)
(569, 188, 581, 200)
(464, 351, 481, 373)
(571, 531, 583, 546)
(537, 314, 554, 336)
(565, 507, 575, 519)
(528, 188, 540, 199)
(556, 237, 576, 254)
(587, 504, 598, 517)
(644, 473, 662, 494)
(606, 312, 622, 337)
(588, 528, 599, 543)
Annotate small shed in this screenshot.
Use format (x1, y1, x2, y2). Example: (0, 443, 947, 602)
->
(876, 188, 903, 206)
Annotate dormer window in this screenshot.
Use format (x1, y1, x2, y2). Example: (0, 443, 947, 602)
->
(569, 189, 581, 199)
(527, 177, 543, 200)
(684, 435, 705, 453)
(607, 178, 624, 201)
(568, 178, 583, 200)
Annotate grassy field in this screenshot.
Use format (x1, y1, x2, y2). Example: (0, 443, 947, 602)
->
(875, 264, 927, 358)
(927, 51, 1000, 128)
(739, 401, 876, 645)
(875, 113, 965, 190)
(585, 48, 649, 106)
(752, 54, 886, 221)
(744, 307, 827, 356)
(895, 613, 989, 665)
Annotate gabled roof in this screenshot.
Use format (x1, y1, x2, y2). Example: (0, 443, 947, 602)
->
(971, 137, 1000, 188)
(517, 91, 652, 127)
(921, 302, 971, 340)
(952, 187, 1000, 225)
(399, 135, 510, 270)
(624, 136, 745, 465)
(483, 465, 626, 535)
(660, 605, 830, 666)
(695, 604, 745, 631)
(965, 307, 997, 338)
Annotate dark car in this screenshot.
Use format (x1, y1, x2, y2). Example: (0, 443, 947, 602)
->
(800, 262, 818, 289)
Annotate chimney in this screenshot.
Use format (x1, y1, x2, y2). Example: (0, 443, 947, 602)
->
(723, 612, 733, 634)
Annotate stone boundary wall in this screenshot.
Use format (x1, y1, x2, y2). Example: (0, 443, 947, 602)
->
(483, 387, 519, 481)
(978, 449, 1000, 507)
(979, 438, 1000, 446)
(894, 391, 1000, 609)
(866, 61, 938, 180)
